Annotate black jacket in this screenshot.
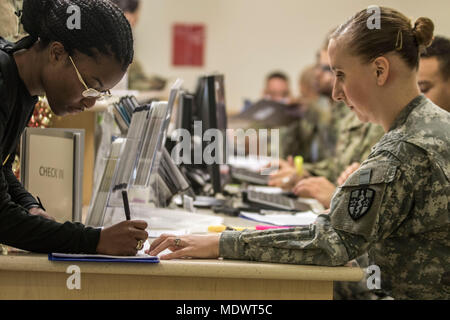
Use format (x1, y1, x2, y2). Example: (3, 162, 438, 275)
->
(0, 37, 100, 253)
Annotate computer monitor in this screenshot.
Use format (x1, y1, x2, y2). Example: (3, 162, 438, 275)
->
(214, 75, 228, 132)
(167, 91, 195, 161)
(200, 74, 228, 194)
(176, 92, 194, 135)
(193, 77, 206, 120)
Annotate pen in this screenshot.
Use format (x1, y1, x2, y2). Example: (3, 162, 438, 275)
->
(122, 190, 131, 220)
(37, 196, 46, 211)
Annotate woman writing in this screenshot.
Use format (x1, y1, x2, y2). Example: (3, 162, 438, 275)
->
(0, 0, 147, 255)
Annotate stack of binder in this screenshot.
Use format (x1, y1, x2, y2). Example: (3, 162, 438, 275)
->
(133, 102, 168, 187)
(156, 148, 194, 206)
(112, 96, 141, 134)
(86, 79, 192, 227)
(113, 105, 152, 191)
(86, 138, 124, 227)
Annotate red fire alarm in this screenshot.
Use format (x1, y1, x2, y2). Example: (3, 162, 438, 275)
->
(172, 24, 205, 67)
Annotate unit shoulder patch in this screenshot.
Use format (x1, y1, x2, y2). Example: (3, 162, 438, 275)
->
(348, 188, 375, 220)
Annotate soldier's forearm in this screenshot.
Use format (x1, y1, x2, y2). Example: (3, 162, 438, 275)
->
(219, 216, 352, 266)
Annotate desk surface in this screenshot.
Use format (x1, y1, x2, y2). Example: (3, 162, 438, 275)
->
(0, 204, 362, 299)
(76, 206, 358, 284)
(0, 253, 363, 283)
(0, 252, 363, 299)
(1, 207, 363, 299)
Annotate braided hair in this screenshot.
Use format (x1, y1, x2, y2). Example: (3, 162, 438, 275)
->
(16, 0, 134, 71)
(110, 0, 140, 13)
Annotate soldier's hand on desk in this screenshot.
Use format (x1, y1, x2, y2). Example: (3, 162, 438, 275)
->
(29, 207, 55, 221)
(292, 177, 336, 209)
(147, 234, 220, 259)
(267, 156, 309, 189)
(337, 162, 360, 186)
(268, 169, 308, 189)
(96, 220, 148, 256)
(267, 171, 296, 189)
(264, 155, 294, 172)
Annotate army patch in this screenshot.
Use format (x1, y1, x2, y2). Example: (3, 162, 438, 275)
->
(348, 188, 375, 220)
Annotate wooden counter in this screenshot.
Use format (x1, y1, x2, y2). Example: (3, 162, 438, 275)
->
(0, 253, 363, 300)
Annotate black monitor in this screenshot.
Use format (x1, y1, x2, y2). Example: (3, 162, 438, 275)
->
(176, 92, 194, 135)
(193, 77, 206, 120)
(214, 75, 227, 132)
(200, 74, 228, 194)
(167, 92, 194, 162)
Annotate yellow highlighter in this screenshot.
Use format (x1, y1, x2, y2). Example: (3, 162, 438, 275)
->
(294, 155, 304, 176)
(208, 225, 255, 233)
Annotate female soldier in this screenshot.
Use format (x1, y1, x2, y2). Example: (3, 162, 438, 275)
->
(149, 7, 450, 299)
(0, 0, 147, 255)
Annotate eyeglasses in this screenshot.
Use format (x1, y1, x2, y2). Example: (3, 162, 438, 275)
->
(69, 56, 111, 100)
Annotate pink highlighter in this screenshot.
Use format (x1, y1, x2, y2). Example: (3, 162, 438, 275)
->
(255, 225, 292, 230)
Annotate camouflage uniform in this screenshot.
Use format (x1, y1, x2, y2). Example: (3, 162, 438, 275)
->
(220, 95, 450, 299)
(303, 111, 385, 183)
(280, 96, 336, 163)
(128, 60, 167, 91)
(328, 100, 350, 151)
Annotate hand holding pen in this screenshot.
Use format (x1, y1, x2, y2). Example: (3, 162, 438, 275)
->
(95, 190, 148, 255)
(28, 196, 55, 221)
(122, 190, 144, 251)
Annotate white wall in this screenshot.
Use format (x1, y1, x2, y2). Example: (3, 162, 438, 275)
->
(134, 0, 450, 113)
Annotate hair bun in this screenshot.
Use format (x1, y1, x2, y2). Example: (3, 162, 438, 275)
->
(413, 17, 434, 49)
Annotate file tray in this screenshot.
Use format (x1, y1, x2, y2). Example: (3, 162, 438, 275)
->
(86, 80, 187, 227)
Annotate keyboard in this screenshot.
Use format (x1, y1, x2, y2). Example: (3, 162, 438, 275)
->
(244, 190, 312, 212)
(231, 167, 271, 185)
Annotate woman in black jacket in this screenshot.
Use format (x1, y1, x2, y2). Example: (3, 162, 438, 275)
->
(0, 0, 147, 255)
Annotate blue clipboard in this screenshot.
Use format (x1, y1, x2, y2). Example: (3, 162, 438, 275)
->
(48, 253, 160, 263)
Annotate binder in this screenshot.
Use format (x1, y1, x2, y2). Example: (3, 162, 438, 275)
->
(48, 253, 159, 263)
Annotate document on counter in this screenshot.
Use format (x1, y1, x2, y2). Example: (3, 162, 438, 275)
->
(239, 211, 318, 226)
(49, 241, 159, 263)
(48, 252, 159, 263)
